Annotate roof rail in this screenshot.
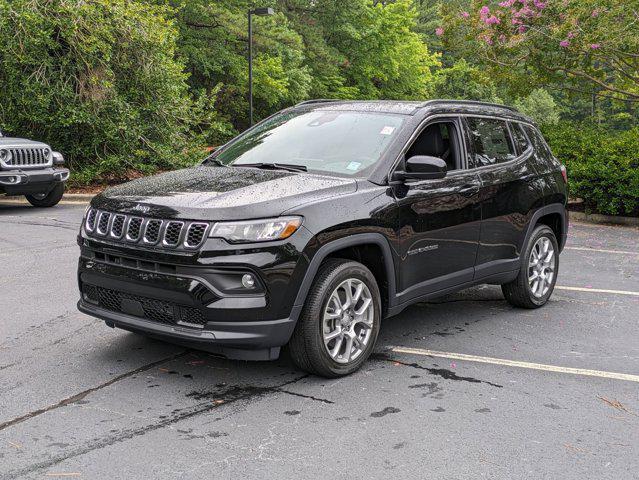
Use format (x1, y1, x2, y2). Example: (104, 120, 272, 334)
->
(419, 99, 519, 112)
(294, 99, 339, 107)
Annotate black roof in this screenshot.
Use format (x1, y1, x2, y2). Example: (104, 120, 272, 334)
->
(294, 99, 532, 123)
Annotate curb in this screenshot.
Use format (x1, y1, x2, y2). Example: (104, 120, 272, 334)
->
(570, 211, 639, 227)
(63, 193, 95, 201)
(0, 193, 94, 205)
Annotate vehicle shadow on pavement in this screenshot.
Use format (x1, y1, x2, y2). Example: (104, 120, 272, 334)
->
(88, 285, 511, 386)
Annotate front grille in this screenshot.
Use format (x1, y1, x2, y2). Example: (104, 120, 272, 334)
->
(110, 214, 126, 238)
(144, 220, 162, 244)
(126, 217, 143, 241)
(163, 221, 183, 246)
(186, 223, 207, 248)
(84, 209, 210, 250)
(86, 208, 98, 232)
(83, 284, 206, 328)
(97, 212, 111, 235)
(6, 148, 50, 167)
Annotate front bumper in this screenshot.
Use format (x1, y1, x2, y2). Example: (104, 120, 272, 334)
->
(78, 300, 299, 360)
(77, 226, 312, 360)
(0, 167, 69, 195)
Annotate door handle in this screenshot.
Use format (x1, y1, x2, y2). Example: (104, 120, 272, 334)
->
(459, 184, 480, 196)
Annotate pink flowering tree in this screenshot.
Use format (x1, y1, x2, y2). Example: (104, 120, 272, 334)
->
(440, 0, 639, 101)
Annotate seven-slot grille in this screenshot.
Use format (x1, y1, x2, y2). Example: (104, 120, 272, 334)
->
(5, 148, 51, 167)
(84, 208, 209, 249)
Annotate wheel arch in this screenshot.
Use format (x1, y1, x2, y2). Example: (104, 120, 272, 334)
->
(293, 233, 398, 318)
(521, 204, 568, 253)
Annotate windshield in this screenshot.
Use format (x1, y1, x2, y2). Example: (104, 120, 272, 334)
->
(213, 110, 405, 177)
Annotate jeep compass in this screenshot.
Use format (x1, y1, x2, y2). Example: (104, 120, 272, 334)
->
(77, 100, 568, 377)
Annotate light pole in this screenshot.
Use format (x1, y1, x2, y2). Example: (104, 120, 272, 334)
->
(248, 7, 274, 127)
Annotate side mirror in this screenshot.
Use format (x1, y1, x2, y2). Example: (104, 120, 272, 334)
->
(393, 155, 447, 181)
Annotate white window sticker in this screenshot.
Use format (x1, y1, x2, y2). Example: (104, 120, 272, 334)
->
(346, 161, 361, 171)
(380, 126, 395, 135)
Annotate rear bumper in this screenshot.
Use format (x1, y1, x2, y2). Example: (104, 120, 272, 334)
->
(78, 300, 299, 360)
(0, 167, 69, 195)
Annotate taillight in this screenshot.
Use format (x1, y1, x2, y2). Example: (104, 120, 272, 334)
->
(560, 165, 568, 184)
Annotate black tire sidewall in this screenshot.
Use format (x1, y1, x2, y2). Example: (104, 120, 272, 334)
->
(523, 226, 559, 306)
(26, 183, 64, 207)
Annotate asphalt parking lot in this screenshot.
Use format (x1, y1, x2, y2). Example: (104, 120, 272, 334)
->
(1, 201, 638, 479)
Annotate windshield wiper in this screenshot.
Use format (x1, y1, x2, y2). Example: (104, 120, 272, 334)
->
(235, 162, 308, 173)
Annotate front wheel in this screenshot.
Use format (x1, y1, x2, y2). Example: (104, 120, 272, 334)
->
(26, 183, 65, 208)
(288, 259, 381, 377)
(502, 225, 559, 308)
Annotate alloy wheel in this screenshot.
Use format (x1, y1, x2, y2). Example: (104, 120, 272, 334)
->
(322, 278, 374, 364)
(528, 236, 555, 298)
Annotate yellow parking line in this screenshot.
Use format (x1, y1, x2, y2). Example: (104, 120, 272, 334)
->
(390, 347, 639, 383)
(556, 285, 639, 297)
(565, 246, 639, 256)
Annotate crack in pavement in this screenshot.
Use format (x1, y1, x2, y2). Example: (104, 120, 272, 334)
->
(1, 375, 309, 480)
(277, 388, 335, 404)
(0, 350, 190, 433)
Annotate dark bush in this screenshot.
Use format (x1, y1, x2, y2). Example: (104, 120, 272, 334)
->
(543, 123, 639, 216)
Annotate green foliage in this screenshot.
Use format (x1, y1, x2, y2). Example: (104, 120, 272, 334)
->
(0, 0, 222, 182)
(544, 123, 639, 216)
(514, 89, 560, 127)
(432, 59, 500, 102)
(440, 0, 639, 102)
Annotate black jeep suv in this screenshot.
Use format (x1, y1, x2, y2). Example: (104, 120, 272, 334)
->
(77, 100, 568, 377)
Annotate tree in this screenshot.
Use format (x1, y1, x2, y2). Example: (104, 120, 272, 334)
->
(281, 0, 441, 100)
(0, 0, 216, 181)
(440, 0, 639, 102)
(514, 88, 560, 126)
(432, 59, 501, 101)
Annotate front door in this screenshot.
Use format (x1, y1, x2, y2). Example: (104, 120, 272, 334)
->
(393, 118, 482, 303)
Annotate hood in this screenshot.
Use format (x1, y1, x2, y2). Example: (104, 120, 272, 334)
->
(0, 137, 49, 148)
(93, 166, 358, 220)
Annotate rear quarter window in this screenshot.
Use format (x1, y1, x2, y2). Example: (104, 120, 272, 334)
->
(522, 124, 556, 161)
(510, 123, 532, 155)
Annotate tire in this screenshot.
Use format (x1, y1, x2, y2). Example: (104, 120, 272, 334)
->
(26, 183, 65, 208)
(502, 225, 559, 309)
(288, 258, 382, 377)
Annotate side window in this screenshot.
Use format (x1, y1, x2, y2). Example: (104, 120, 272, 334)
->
(406, 121, 460, 172)
(466, 117, 517, 168)
(510, 123, 531, 155)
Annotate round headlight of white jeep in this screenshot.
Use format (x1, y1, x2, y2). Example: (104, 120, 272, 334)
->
(0, 149, 10, 162)
(43, 148, 51, 158)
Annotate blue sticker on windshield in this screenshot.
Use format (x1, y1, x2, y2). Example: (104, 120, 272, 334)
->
(346, 162, 361, 171)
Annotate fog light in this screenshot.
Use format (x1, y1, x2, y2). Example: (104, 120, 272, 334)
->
(0, 175, 20, 185)
(241, 273, 256, 289)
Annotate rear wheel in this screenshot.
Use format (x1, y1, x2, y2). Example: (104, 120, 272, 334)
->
(26, 183, 65, 208)
(502, 225, 559, 308)
(288, 259, 381, 377)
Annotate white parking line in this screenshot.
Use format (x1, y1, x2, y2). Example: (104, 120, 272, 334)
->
(390, 347, 639, 383)
(565, 246, 639, 256)
(556, 285, 639, 297)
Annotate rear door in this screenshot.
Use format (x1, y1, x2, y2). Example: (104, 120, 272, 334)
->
(393, 117, 482, 303)
(464, 116, 544, 278)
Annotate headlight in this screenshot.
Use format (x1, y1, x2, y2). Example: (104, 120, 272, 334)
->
(209, 216, 302, 243)
(0, 149, 11, 162)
